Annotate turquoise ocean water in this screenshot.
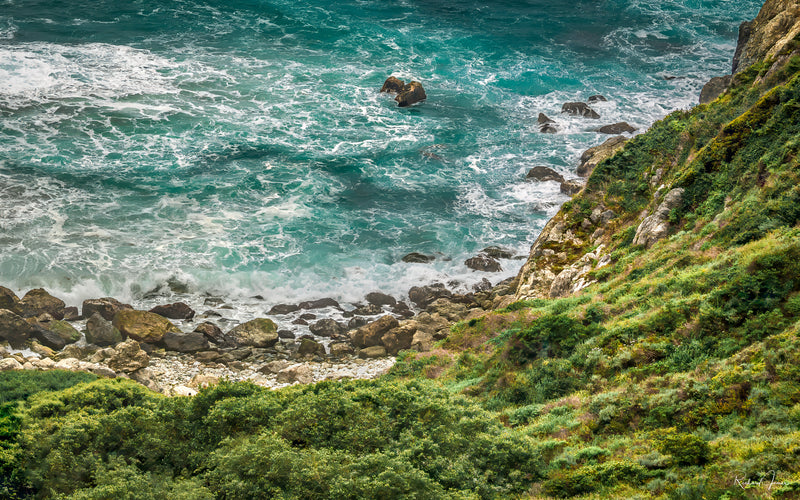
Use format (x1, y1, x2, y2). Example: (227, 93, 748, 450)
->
(0, 0, 762, 310)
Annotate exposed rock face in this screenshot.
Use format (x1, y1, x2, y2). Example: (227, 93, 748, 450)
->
(577, 135, 628, 177)
(309, 318, 347, 337)
(149, 302, 195, 320)
(561, 102, 600, 119)
(83, 297, 133, 321)
(633, 188, 685, 248)
(194, 322, 227, 346)
(226, 318, 279, 348)
(465, 254, 502, 272)
(408, 283, 452, 308)
(86, 313, 124, 346)
(526, 166, 565, 183)
(732, 20, 754, 73)
(351, 315, 399, 349)
(0, 309, 35, 348)
(112, 310, 180, 344)
(560, 179, 585, 195)
(596, 122, 637, 134)
(396, 81, 427, 107)
(700, 75, 733, 104)
(380, 76, 405, 93)
(161, 330, 209, 353)
(17, 289, 65, 319)
(733, 0, 800, 75)
(402, 252, 435, 263)
(106, 340, 150, 373)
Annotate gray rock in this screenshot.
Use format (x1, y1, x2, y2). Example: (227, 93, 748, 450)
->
(278, 329, 296, 340)
(298, 298, 341, 310)
(329, 342, 355, 358)
(85, 313, 124, 347)
(408, 283, 452, 308)
(596, 122, 637, 134)
(587, 94, 607, 103)
(268, 303, 300, 315)
(402, 252, 435, 263)
(526, 166, 565, 183)
(161, 330, 209, 353)
(0, 309, 35, 348)
(633, 188, 685, 248)
(537, 113, 555, 124)
(194, 322, 228, 346)
(226, 318, 279, 348)
(82, 297, 132, 321)
(465, 254, 502, 272)
(539, 123, 558, 133)
(31, 326, 66, 351)
(309, 318, 347, 337)
(561, 102, 600, 119)
(149, 302, 195, 320)
(365, 292, 397, 307)
(17, 289, 65, 319)
(258, 360, 292, 374)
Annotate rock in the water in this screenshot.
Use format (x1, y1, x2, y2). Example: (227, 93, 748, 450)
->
(276, 363, 313, 384)
(0, 309, 35, 348)
(381, 323, 417, 355)
(700, 75, 732, 104)
(309, 318, 346, 337)
(107, 339, 150, 373)
(62, 307, 81, 321)
(359, 346, 387, 359)
(17, 289, 65, 319)
(380, 76, 405, 93)
(633, 188, 685, 248)
(268, 303, 300, 315)
(161, 330, 209, 353)
(596, 122, 637, 134)
(465, 254, 502, 273)
(149, 302, 195, 320)
(365, 292, 397, 307)
(408, 283, 452, 308)
(82, 297, 133, 321)
(348, 316, 369, 329)
(298, 298, 341, 310)
(194, 322, 227, 346)
(561, 102, 600, 119)
(402, 252, 435, 263)
(46, 320, 82, 345)
(297, 337, 326, 357)
(537, 113, 555, 124)
(395, 81, 426, 107)
(539, 123, 558, 133)
(587, 94, 607, 103)
(226, 318, 279, 348)
(278, 329, 296, 340)
(577, 135, 628, 177)
(482, 246, 514, 259)
(0, 358, 22, 371)
(347, 303, 383, 316)
(351, 315, 400, 349)
(526, 166, 565, 183)
(112, 310, 180, 344)
(86, 313, 124, 347)
(31, 326, 66, 351)
(0, 287, 19, 312)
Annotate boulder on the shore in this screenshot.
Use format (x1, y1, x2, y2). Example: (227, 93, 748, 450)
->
(700, 75, 732, 104)
(161, 330, 209, 353)
(106, 339, 150, 373)
(561, 102, 600, 119)
(309, 318, 347, 337)
(257, 360, 292, 375)
(577, 135, 628, 177)
(17, 289, 65, 320)
(329, 342, 355, 357)
(297, 337, 326, 357)
(396, 81, 427, 107)
(465, 254, 502, 272)
(408, 283, 452, 308)
(226, 318, 279, 348)
(365, 292, 397, 307)
(359, 346, 387, 359)
(0, 287, 19, 312)
(351, 315, 399, 349)
(112, 309, 180, 344)
(0, 309, 35, 348)
(402, 252, 435, 263)
(347, 303, 383, 316)
(194, 322, 227, 346)
(0, 358, 22, 371)
(380, 76, 405, 93)
(47, 320, 81, 345)
(31, 326, 66, 351)
(149, 302, 195, 320)
(82, 297, 133, 321)
(62, 307, 81, 321)
(381, 323, 417, 355)
(276, 363, 313, 385)
(526, 166, 565, 183)
(298, 298, 341, 310)
(596, 122, 637, 134)
(86, 313, 124, 347)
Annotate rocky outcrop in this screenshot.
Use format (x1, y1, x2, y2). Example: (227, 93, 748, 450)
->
(17, 289, 65, 319)
(700, 75, 733, 104)
(380, 76, 405, 93)
(226, 318, 279, 348)
(395, 81, 427, 107)
(0, 287, 19, 311)
(561, 102, 600, 119)
(577, 135, 628, 177)
(408, 283, 452, 308)
(560, 179, 585, 195)
(112, 310, 180, 344)
(596, 122, 637, 134)
(351, 315, 399, 349)
(83, 297, 133, 321)
(526, 166, 565, 183)
(733, 0, 800, 74)
(86, 313, 124, 346)
(149, 302, 195, 320)
(538, 113, 558, 133)
(632, 188, 685, 248)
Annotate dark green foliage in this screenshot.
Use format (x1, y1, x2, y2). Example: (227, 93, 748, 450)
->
(0, 370, 97, 404)
(658, 432, 710, 465)
(543, 461, 646, 497)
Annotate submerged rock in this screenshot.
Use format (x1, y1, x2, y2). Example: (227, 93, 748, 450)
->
(561, 102, 600, 119)
(596, 122, 637, 134)
(526, 166, 565, 183)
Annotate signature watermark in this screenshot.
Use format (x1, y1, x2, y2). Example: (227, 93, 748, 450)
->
(734, 471, 787, 490)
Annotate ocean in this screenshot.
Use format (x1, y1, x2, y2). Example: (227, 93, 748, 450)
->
(0, 0, 762, 315)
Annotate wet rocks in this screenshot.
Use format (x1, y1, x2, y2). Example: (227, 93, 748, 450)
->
(561, 102, 600, 119)
(226, 318, 279, 348)
(380, 76, 405, 93)
(596, 122, 637, 134)
(161, 330, 209, 353)
(587, 94, 607, 103)
(465, 254, 502, 272)
(396, 81, 427, 107)
(31, 327, 66, 351)
(149, 302, 195, 320)
(365, 292, 397, 307)
(84, 313, 123, 346)
(577, 135, 628, 177)
(83, 297, 133, 321)
(309, 318, 347, 337)
(351, 315, 399, 349)
(408, 283, 452, 308)
(298, 298, 341, 310)
(46, 320, 81, 345)
(482, 246, 514, 259)
(402, 252, 435, 263)
(194, 322, 227, 346)
(113, 309, 180, 344)
(268, 303, 300, 315)
(17, 288, 65, 319)
(538, 113, 558, 133)
(0, 309, 35, 348)
(526, 166, 565, 183)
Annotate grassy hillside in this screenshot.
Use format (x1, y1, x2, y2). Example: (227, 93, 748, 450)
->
(2, 22, 800, 500)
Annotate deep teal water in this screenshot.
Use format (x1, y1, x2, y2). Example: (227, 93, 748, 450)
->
(0, 0, 762, 307)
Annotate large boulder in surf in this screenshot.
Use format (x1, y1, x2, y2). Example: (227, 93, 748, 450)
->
(82, 297, 133, 321)
(526, 166, 565, 183)
(17, 288, 65, 319)
(149, 302, 195, 320)
(380, 76, 405, 93)
(112, 309, 180, 344)
(226, 318, 279, 348)
(396, 81, 427, 107)
(561, 102, 600, 119)
(465, 254, 502, 272)
(408, 283, 452, 308)
(86, 313, 124, 347)
(596, 122, 637, 134)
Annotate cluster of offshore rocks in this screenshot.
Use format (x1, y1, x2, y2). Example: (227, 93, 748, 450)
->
(0, 279, 517, 394)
